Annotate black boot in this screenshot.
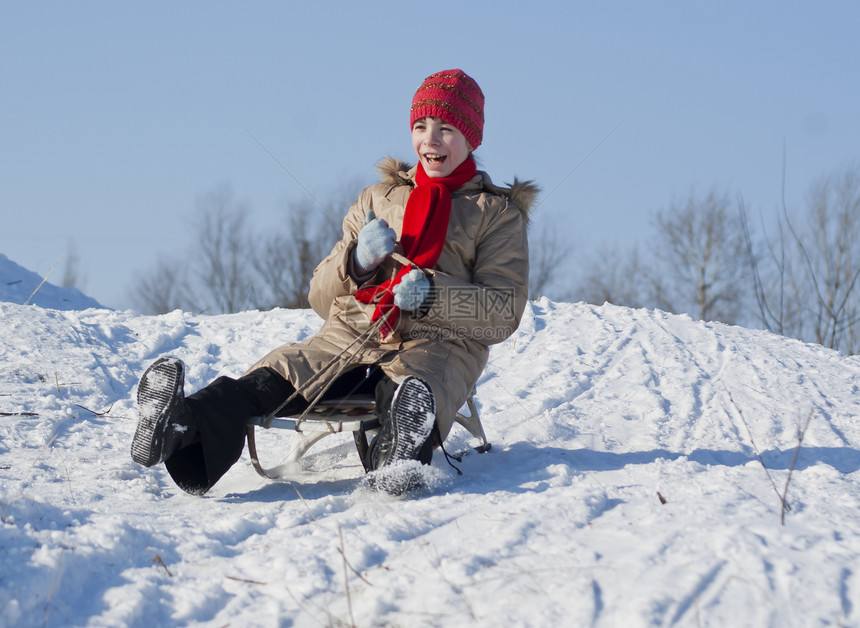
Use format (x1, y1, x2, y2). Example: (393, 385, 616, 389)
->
(367, 376, 435, 471)
(131, 357, 196, 467)
(163, 367, 296, 494)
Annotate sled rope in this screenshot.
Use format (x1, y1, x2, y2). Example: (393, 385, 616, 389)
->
(248, 256, 413, 477)
(247, 310, 396, 478)
(262, 253, 414, 426)
(263, 305, 397, 427)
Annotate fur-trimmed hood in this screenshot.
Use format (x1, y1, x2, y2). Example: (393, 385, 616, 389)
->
(375, 156, 539, 225)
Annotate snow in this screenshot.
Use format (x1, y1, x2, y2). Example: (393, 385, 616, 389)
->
(2, 264, 860, 626)
(0, 254, 104, 311)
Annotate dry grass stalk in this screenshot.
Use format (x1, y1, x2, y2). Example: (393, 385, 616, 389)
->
(781, 409, 814, 525)
(23, 258, 60, 306)
(726, 386, 815, 525)
(339, 525, 357, 628)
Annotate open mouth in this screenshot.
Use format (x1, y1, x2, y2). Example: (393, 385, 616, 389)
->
(423, 153, 447, 165)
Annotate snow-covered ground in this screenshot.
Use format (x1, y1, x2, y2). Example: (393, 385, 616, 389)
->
(0, 253, 103, 311)
(2, 261, 860, 626)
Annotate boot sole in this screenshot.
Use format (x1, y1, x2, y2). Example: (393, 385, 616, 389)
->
(131, 357, 185, 467)
(387, 376, 436, 464)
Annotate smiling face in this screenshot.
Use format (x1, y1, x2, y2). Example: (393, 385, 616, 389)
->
(411, 117, 473, 178)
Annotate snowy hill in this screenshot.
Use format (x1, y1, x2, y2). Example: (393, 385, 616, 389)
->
(1, 299, 859, 627)
(0, 253, 104, 310)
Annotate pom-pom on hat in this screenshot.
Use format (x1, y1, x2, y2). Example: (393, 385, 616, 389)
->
(410, 69, 484, 149)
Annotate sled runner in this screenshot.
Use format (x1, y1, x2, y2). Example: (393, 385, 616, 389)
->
(245, 392, 490, 479)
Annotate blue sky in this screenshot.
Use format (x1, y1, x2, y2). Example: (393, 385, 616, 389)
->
(3, 1, 858, 309)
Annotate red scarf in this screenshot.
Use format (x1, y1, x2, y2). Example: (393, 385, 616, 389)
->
(355, 155, 477, 337)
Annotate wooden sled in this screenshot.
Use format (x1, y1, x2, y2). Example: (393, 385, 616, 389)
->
(245, 392, 491, 478)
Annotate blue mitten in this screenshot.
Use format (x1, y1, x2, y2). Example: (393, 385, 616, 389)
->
(354, 210, 396, 274)
(393, 269, 431, 311)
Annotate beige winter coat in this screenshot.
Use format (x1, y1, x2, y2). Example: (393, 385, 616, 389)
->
(250, 157, 537, 437)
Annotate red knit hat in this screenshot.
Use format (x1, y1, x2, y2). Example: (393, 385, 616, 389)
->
(410, 69, 484, 149)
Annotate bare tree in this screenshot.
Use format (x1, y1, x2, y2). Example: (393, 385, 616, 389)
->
(61, 239, 84, 289)
(741, 198, 805, 338)
(193, 185, 258, 314)
(131, 179, 361, 315)
(528, 223, 572, 299)
(651, 189, 750, 324)
(744, 163, 860, 353)
(787, 165, 860, 352)
(132, 256, 192, 314)
(255, 198, 341, 309)
(578, 244, 653, 308)
(130, 184, 256, 314)
(574, 191, 750, 322)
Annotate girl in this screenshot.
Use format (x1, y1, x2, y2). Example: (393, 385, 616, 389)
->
(131, 69, 537, 494)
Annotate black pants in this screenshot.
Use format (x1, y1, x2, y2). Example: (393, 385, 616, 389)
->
(164, 366, 386, 494)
